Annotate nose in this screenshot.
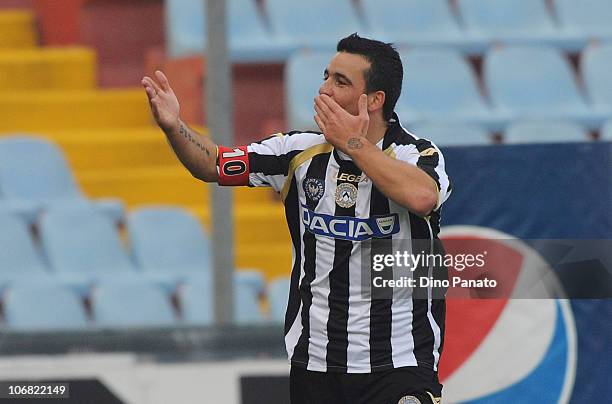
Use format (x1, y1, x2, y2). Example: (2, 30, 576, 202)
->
(319, 78, 332, 96)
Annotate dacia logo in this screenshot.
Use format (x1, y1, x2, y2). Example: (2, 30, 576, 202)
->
(301, 204, 400, 241)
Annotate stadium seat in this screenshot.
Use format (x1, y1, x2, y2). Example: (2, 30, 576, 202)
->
(285, 51, 334, 131)
(484, 46, 606, 130)
(266, 0, 361, 51)
(0, 136, 124, 225)
(39, 207, 139, 292)
(179, 275, 214, 326)
(268, 277, 290, 323)
(360, 0, 465, 50)
(396, 48, 500, 130)
(456, 0, 572, 52)
(410, 123, 493, 146)
(128, 206, 212, 286)
(165, 0, 293, 61)
(582, 43, 612, 116)
(92, 280, 177, 328)
(4, 281, 88, 331)
(236, 269, 266, 298)
(0, 212, 51, 287)
(504, 120, 590, 144)
(556, 0, 612, 48)
(182, 274, 265, 325)
(598, 119, 612, 141)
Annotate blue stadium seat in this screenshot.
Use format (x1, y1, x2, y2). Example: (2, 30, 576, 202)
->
(598, 119, 612, 141)
(0, 212, 52, 287)
(285, 51, 334, 131)
(128, 206, 211, 287)
(236, 269, 266, 298)
(505, 120, 589, 144)
(0, 136, 123, 225)
(39, 207, 139, 292)
(456, 0, 573, 52)
(268, 276, 290, 323)
(411, 123, 492, 146)
(4, 281, 88, 331)
(484, 46, 606, 130)
(396, 48, 500, 130)
(360, 0, 465, 50)
(180, 275, 214, 326)
(166, 0, 293, 61)
(181, 273, 265, 325)
(266, 0, 361, 51)
(92, 280, 176, 328)
(234, 273, 265, 324)
(556, 0, 612, 48)
(582, 43, 612, 116)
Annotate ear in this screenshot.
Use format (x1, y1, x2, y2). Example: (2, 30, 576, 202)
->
(368, 90, 386, 113)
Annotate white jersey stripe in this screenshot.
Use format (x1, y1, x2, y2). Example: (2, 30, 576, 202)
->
(346, 173, 373, 372)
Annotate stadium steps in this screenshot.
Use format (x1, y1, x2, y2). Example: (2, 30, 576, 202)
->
(0, 10, 35, 48)
(0, 47, 96, 90)
(0, 89, 151, 131)
(0, 6, 291, 278)
(188, 203, 289, 242)
(40, 127, 177, 170)
(237, 244, 292, 280)
(189, 205, 292, 279)
(77, 166, 277, 206)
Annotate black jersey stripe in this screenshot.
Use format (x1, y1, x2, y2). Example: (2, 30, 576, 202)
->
(284, 177, 303, 337)
(291, 152, 331, 367)
(249, 150, 302, 176)
(416, 148, 441, 192)
(368, 134, 395, 370)
(368, 182, 394, 369)
(325, 156, 361, 371)
(409, 214, 436, 369)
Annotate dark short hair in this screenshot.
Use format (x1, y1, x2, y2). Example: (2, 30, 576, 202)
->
(337, 33, 403, 120)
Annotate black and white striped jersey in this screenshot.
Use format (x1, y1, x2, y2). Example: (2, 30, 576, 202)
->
(237, 114, 451, 373)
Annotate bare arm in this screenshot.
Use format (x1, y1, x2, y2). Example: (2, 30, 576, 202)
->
(345, 139, 438, 217)
(142, 70, 218, 182)
(314, 94, 437, 216)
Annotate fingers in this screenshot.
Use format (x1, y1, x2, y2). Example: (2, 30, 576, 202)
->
(314, 99, 330, 123)
(155, 70, 172, 92)
(314, 113, 326, 133)
(141, 76, 163, 97)
(319, 94, 342, 113)
(143, 85, 156, 102)
(358, 94, 368, 118)
(314, 95, 333, 120)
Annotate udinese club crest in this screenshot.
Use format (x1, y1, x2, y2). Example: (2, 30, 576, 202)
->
(397, 396, 421, 404)
(303, 178, 325, 202)
(335, 182, 358, 208)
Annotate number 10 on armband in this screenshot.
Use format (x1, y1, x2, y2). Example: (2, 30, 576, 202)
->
(217, 146, 249, 186)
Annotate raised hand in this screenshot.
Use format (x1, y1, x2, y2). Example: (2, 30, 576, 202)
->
(314, 93, 369, 154)
(141, 70, 180, 133)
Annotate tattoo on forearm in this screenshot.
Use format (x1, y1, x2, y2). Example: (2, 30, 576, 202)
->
(179, 124, 210, 156)
(348, 137, 363, 150)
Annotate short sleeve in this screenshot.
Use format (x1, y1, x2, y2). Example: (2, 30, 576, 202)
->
(393, 141, 452, 211)
(246, 133, 297, 192)
(217, 132, 326, 192)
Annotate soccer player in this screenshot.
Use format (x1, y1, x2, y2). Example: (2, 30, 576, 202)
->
(142, 33, 450, 404)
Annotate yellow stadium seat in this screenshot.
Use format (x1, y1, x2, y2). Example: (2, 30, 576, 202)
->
(0, 10, 36, 48)
(0, 47, 96, 90)
(0, 89, 151, 131)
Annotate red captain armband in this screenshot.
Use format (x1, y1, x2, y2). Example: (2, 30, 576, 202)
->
(216, 145, 250, 186)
